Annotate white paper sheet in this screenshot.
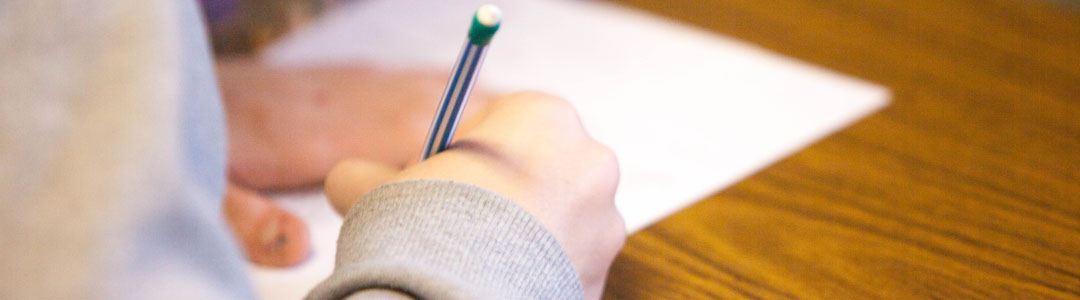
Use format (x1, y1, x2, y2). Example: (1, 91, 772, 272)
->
(250, 0, 890, 298)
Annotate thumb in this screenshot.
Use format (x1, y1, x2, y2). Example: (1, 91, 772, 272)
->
(325, 159, 401, 215)
(224, 183, 311, 267)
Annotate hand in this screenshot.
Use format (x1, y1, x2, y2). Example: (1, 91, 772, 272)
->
(216, 58, 492, 267)
(324, 92, 626, 299)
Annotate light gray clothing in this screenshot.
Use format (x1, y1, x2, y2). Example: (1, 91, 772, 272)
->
(0, 0, 581, 299)
(310, 180, 583, 300)
(1, 0, 249, 299)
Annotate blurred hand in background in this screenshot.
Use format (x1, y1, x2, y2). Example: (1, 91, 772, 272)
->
(217, 58, 493, 267)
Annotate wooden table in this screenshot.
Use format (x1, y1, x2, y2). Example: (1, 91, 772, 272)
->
(603, 0, 1080, 298)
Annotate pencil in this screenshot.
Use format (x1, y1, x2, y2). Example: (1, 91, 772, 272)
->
(419, 4, 502, 160)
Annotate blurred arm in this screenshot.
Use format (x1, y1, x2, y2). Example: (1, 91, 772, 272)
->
(0, 0, 251, 298)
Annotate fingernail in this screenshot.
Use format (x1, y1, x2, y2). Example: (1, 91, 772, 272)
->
(260, 216, 287, 252)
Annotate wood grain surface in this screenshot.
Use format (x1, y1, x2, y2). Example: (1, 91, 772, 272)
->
(603, 0, 1080, 299)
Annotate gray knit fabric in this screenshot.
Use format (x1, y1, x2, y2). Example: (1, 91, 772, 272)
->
(307, 180, 584, 300)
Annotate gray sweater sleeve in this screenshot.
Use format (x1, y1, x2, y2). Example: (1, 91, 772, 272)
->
(306, 180, 584, 300)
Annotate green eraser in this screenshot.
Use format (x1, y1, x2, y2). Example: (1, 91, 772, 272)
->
(468, 4, 501, 46)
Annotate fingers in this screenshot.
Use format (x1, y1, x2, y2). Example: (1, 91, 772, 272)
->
(325, 159, 401, 215)
(223, 183, 311, 267)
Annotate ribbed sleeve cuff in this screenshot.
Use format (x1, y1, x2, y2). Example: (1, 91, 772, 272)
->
(305, 179, 583, 300)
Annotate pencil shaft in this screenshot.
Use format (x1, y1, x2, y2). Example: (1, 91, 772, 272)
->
(420, 41, 489, 160)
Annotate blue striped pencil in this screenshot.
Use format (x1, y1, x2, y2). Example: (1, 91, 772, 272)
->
(419, 4, 502, 161)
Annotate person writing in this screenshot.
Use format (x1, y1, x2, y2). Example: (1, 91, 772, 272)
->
(0, 0, 625, 299)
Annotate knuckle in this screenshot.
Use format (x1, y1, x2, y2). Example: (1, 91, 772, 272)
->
(502, 91, 581, 125)
(607, 212, 628, 251)
(591, 143, 621, 185)
(594, 144, 619, 168)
